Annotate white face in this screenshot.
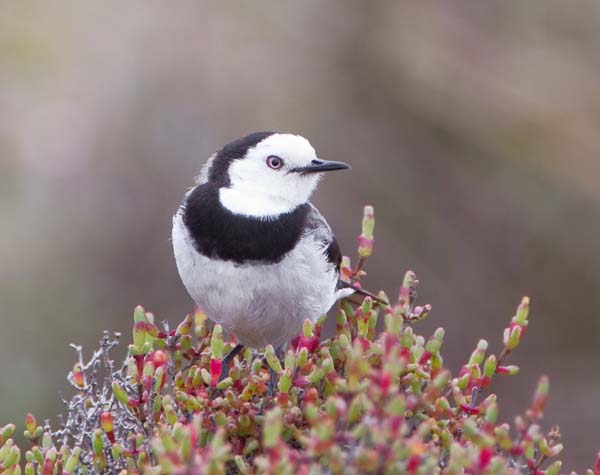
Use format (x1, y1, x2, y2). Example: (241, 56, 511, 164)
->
(218, 134, 323, 218)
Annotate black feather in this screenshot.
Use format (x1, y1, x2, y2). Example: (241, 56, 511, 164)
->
(303, 204, 341, 270)
(326, 236, 342, 269)
(183, 185, 310, 264)
(209, 131, 275, 187)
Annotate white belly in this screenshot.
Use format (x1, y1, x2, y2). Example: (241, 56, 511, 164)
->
(172, 212, 338, 348)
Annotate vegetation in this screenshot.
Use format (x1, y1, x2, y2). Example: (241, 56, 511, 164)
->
(0, 207, 591, 475)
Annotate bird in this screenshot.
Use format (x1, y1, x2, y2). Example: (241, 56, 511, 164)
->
(172, 132, 352, 369)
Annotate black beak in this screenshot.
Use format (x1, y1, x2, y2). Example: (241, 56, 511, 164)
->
(292, 159, 351, 175)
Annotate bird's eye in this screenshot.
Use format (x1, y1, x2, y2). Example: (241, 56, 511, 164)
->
(266, 155, 284, 170)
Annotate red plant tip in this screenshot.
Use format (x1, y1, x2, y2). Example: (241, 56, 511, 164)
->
(460, 403, 480, 415)
(383, 333, 399, 352)
(100, 412, 114, 433)
(71, 366, 85, 388)
(142, 360, 155, 389)
(407, 455, 421, 474)
(594, 450, 600, 475)
(418, 351, 432, 365)
(127, 398, 140, 408)
(495, 365, 519, 376)
(373, 372, 391, 394)
(133, 354, 144, 379)
(291, 335, 320, 353)
(150, 350, 167, 368)
(358, 206, 375, 258)
(354, 337, 370, 351)
(478, 447, 493, 471)
(510, 446, 524, 456)
(293, 375, 309, 388)
(528, 375, 549, 419)
(523, 460, 536, 471)
(210, 358, 222, 388)
(304, 387, 318, 404)
(389, 415, 403, 435)
(340, 256, 353, 279)
(509, 321, 527, 335)
(277, 393, 289, 405)
(42, 454, 57, 475)
(357, 236, 374, 258)
(133, 321, 157, 336)
(25, 413, 36, 434)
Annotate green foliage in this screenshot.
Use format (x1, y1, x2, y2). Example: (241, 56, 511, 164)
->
(0, 207, 592, 475)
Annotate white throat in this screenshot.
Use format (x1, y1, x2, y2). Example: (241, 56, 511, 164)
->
(213, 133, 322, 218)
(219, 185, 298, 218)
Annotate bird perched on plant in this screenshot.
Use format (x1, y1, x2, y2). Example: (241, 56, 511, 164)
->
(172, 132, 353, 370)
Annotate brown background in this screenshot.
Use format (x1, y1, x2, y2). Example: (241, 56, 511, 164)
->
(1, 1, 600, 470)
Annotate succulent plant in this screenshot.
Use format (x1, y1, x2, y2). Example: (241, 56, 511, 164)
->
(0, 206, 593, 475)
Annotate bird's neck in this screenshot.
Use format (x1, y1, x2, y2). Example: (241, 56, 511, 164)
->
(183, 185, 310, 264)
(219, 183, 298, 218)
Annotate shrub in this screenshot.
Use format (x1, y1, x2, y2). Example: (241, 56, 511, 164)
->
(0, 207, 592, 475)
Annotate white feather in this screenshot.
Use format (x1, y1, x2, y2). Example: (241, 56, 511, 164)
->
(194, 154, 216, 185)
(219, 133, 322, 218)
(172, 210, 338, 348)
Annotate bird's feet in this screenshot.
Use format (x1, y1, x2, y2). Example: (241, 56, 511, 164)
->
(267, 368, 278, 398)
(218, 343, 244, 382)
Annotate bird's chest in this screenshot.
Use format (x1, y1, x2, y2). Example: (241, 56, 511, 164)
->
(174, 219, 329, 309)
(172, 212, 337, 347)
(182, 184, 310, 264)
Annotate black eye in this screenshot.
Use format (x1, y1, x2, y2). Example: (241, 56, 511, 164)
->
(266, 155, 284, 170)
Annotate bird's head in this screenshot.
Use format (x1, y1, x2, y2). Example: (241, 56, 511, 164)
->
(203, 132, 350, 218)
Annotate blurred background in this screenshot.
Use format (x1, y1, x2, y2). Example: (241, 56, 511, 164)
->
(1, 0, 600, 469)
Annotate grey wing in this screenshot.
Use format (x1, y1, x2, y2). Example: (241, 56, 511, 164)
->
(304, 203, 342, 270)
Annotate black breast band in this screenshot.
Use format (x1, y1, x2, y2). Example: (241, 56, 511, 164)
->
(183, 185, 310, 264)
